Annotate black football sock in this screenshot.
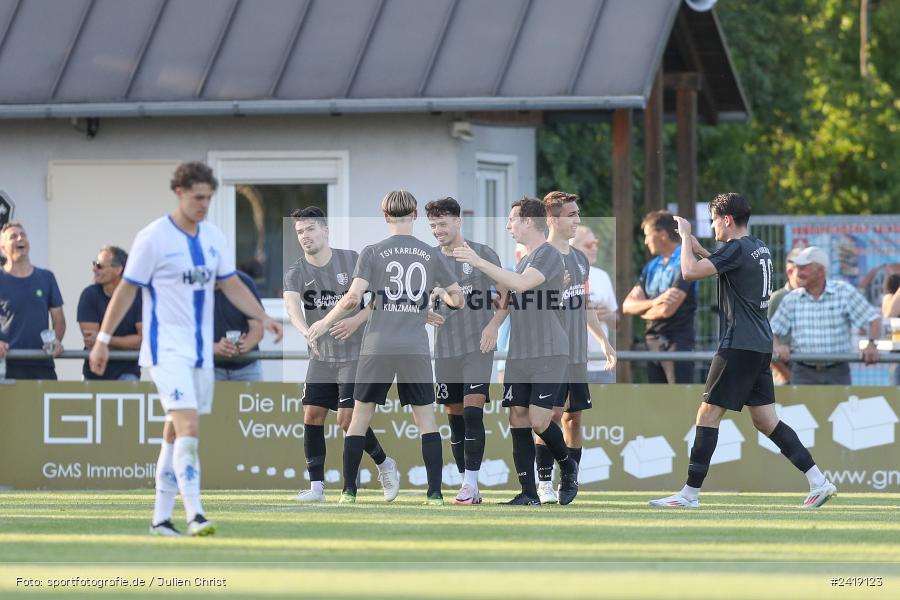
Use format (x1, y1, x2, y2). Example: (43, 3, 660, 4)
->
(304, 424, 326, 482)
(511, 427, 537, 497)
(342, 435, 366, 495)
(448, 414, 466, 473)
(463, 406, 485, 472)
(535, 444, 554, 482)
(568, 446, 583, 465)
(364, 427, 387, 465)
(536, 421, 574, 474)
(421, 432, 443, 497)
(768, 421, 815, 473)
(686, 425, 719, 489)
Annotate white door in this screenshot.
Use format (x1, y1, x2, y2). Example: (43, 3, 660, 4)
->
(475, 154, 517, 267)
(207, 151, 350, 382)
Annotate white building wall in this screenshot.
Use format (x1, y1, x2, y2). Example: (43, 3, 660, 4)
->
(0, 113, 465, 261)
(458, 123, 536, 207)
(0, 113, 535, 380)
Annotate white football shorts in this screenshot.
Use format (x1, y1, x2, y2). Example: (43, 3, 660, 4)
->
(150, 363, 215, 415)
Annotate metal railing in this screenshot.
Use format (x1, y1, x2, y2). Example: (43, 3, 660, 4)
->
(4, 349, 899, 363)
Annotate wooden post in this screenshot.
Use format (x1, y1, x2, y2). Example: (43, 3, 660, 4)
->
(676, 86, 697, 224)
(612, 108, 633, 383)
(644, 67, 664, 214)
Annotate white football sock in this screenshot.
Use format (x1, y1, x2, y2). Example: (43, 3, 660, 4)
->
(311, 480, 324, 493)
(463, 470, 479, 489)
(679, 484, 701, 501)
(173, 436, 203, 521)
(805, 465, 826, 489)
(153, 442, 177, 525)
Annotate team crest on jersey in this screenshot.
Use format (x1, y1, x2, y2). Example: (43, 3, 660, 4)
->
(578, 263, 587, 276)
(336, 272, 349, 285)
(462, 263, 473, 275)
(208, 245, 218, 258)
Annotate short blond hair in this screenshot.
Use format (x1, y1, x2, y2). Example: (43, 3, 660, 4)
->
(0, 221, 24, 237)
(381, 190, 417, 219)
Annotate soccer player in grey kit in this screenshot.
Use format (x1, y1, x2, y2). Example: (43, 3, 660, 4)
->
(453, 197, 579, 506)
(307, 191, 464, 504)
(425, 197, 508, 505)
(535, 192, 616, 504)
(283, 207, 398, 503)
(650, 193, 836, 509)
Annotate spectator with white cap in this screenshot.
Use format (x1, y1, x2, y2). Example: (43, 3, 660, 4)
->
(771, 246, 881, 385)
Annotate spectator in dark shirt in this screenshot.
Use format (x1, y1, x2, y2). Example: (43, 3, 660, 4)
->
(77, 245, 142, 381)
(767, 247, 802, 385)
(623, 211, 698, 383)
(0, 222, 65, 379)
(213, 271, 264, 381)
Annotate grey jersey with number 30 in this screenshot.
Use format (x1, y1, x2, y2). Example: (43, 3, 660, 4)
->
(354, 234, 457, 356)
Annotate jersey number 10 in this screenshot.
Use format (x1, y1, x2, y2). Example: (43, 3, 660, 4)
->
(759, 258, 774, 299)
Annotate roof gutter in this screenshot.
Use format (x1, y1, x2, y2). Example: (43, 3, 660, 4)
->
(0, 95, 647, 120)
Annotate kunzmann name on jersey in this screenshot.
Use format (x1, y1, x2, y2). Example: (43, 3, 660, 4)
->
(383, 303, 421, 313)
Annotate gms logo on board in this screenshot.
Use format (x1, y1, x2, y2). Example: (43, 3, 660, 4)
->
(43, 392, 166, 445)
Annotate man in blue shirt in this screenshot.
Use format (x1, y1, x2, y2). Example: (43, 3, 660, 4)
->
(0, 222, 65, 380)
(623, 211, 698, 383)
(77, 245, 142, 381)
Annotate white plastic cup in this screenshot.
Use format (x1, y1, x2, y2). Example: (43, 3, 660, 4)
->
(40, 329, 58, 355)
(225, 330, 241, 344)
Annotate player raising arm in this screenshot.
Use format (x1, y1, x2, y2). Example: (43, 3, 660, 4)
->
(649, 193, 835, 510)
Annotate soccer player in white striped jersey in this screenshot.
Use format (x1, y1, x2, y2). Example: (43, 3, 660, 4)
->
(90, 162, 283, 536)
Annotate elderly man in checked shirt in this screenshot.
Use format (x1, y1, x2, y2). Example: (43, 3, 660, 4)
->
(770, 246, 881, 385)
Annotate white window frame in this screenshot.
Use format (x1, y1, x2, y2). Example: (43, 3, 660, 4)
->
(207, 151, 350, 318)
(475, 152, 517, 267)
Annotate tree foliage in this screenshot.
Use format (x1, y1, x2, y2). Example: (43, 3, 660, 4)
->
(537, 0, 900, 216)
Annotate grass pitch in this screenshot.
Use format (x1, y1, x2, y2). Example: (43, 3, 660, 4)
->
(1, 490, 898, 599)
